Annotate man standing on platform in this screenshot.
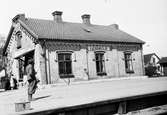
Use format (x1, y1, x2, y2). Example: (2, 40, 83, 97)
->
(26, 59, 39, 101)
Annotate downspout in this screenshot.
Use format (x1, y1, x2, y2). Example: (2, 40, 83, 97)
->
(140, 45, 145, 75)
(117, 50, 120, 77)
(86, 49, 90, 80)
(47, 49, 51, 84)
(43, 40, 48, 84)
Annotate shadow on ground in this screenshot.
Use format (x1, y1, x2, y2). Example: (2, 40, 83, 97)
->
(34, 95, 51, 101)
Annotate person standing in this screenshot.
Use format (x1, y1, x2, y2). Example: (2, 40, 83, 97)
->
(10, 74, 14, 90)
(10, 74, 17, 90)
(26, 59, 39, 101)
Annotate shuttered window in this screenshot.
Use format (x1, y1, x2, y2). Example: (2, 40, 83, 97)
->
(58, 53, 74, 78)
(95, 52, 106, 76)
(124, 52, 134, 73)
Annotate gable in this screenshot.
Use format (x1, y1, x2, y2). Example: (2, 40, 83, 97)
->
(150, 55, 160, 64)
(5, 23, 36, 58)
(144, 53, 160, 65)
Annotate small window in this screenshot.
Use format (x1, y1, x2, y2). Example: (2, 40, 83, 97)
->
(58, 53, 74, 78)
(95, 52, 106, 76)
(124, 52, 134, 73)
(16, 31, 22, 49)
(152, 57, 156, 65)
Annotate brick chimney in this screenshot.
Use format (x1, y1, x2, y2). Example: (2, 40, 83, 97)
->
(81, 14, 91, 25)
(52, 11, 63, 22)
(12, 14, 25, 22)
(112, 24, 119, 29)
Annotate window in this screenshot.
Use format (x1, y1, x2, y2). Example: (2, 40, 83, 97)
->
(16, 31, 22, 49)
(18, 58, 24, 81)
(58, 53, 74, 78)
(95, 52, 106, 76)
(152, 57, 156, 65)
(124, 52, 134, 73)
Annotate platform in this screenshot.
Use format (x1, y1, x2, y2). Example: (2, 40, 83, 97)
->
(0, 77, 167, 115)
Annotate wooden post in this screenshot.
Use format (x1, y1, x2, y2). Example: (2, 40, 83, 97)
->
(117, 101, 127, 114)
(15, 101, 31, 112)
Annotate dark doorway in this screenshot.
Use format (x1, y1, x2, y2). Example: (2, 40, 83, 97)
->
(18, 51, 34, 82)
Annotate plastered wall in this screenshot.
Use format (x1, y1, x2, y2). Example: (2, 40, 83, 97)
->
(45, 42, 144, 84)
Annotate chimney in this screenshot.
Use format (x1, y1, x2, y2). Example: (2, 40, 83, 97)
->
(112, 24, 119, 29)
(52, 11, 63, 22)
(81, 14, 91, 25)
(12, 14, 25, 22)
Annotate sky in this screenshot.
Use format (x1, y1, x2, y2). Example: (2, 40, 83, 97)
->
(0, 0, 167, 57)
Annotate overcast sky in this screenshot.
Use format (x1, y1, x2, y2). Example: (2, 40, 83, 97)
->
(0, 0, 167, 57)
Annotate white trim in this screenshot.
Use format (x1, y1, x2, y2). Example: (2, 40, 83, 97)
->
(14, 47, 35, 59)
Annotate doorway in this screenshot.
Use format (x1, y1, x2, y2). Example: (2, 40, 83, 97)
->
(17, 51, 34, 82)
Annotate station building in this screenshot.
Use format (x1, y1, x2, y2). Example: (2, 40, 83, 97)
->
(3, 11, 145, 84)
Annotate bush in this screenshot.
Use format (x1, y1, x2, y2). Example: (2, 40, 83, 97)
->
(145, 66, 157, 77)
(0, 76, 10, 90)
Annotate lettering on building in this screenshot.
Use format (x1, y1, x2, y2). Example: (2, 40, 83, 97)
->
(87, 44, 111, 51)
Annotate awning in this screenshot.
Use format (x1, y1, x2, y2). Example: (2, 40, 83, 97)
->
(14, 47, 35, 59)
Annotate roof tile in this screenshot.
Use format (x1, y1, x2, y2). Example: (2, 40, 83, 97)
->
(20, 18, 145, 43)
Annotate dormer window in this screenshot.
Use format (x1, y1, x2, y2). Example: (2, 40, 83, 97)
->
(16, 31, 22, 49)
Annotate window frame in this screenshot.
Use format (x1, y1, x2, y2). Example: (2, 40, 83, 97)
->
(124, 51, 134, 74)
(16, 31, 22, 49)
(94, 51, 107, 76)
(57, 52, 74, 78)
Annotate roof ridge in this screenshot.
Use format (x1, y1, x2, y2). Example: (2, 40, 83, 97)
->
(26, 17, 112, 27)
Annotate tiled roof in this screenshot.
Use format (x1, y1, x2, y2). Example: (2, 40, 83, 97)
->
(20, 18, 145, 44)
(158, 57, 167, 64)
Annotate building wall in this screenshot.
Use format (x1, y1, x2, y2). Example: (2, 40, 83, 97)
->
(0, 37, 5, 71)
(4, 23, 144, 84)
(47, 49, 89, 84)
(72, 49, 88, 80)
(46, 41, 144, 84)
(5, 23, 36, 81)
(117, 49, 144, 77)
(47, 50, 59, 83)
(0, 47, 4, 71)
(87, 51, 96, 79)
